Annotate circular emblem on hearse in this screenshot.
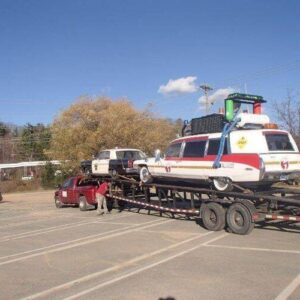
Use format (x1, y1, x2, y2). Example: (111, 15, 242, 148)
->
(281, 160, 289, 170)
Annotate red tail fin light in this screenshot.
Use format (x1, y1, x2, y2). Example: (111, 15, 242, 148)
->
(264, 123, 278, 129)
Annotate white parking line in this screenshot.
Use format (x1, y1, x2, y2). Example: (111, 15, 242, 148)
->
(204, 244, 300, 255)
(22, 231, 219, 300)
(62, 233, 228, 300)
(0, 214, 81, 228)
(275, 273, 300, 300)
(0, 219, 172, 266)
(0, 220, 96, 242)
(0, 212, 133, 242)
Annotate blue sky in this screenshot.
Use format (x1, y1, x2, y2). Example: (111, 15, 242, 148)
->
(0, 0, 299, 125)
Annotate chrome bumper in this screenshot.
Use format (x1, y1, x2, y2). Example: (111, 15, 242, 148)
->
(262, 171, 300, 182)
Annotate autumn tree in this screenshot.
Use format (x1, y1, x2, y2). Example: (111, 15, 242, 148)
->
(49, 96, 181, 169)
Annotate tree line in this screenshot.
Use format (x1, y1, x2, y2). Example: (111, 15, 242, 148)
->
(1, 94, 300, 169)
(0, 122, 51, 163)
(0, 96, 182, 170)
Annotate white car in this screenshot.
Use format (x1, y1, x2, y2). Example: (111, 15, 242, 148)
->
(89, 148, 147, 177)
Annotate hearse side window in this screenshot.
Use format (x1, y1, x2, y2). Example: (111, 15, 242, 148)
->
(183, 140, 207, 158)
(165, 143, 182, 158)
(207, 139, 228, 155)
(97, 151, 110, 159)
(265, 134, 294, 151)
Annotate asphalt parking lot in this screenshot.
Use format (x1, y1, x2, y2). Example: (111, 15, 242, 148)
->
(0, 191, 299, 300)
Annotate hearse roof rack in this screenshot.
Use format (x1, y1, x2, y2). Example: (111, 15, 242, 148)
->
(225, 93, 266, 104)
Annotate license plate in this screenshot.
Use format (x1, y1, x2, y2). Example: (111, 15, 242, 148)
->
(280, 174, 288, 181)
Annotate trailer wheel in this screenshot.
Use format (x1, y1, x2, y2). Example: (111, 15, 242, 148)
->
(54, 196, 63, 208)
(201, 202, 226, 231)
(79, 196, 88, 211)
(213, 177, 233, 192)
(226, 203, 254, 235)
(140, 166, 153, 184)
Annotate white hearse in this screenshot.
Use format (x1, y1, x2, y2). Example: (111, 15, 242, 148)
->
(134, 93, 300, 191)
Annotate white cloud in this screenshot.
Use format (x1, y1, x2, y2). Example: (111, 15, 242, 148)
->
(158, 76, 198, 95)
(198, 87, 235, 108)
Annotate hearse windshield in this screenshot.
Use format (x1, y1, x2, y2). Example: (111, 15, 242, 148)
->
(116, 151, 146, 160)
(165, 143, 182, 157)
(265, 134, 294, 151)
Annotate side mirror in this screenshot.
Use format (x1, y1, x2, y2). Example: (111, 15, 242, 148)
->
(154, 149, 161, 162)
(56, 184, 62, 189)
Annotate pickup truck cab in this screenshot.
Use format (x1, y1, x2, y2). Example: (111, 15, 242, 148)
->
(89, 148, 146, 177)
(54, 176, 99, 211)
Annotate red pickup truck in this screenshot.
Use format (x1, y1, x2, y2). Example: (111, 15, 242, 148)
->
(54, 176, 99, 211)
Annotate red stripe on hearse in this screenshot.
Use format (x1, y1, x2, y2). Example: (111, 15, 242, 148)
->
(166, 154, 261, 169)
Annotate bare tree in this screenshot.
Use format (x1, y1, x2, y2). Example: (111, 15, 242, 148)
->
(274, 92, 300, 147)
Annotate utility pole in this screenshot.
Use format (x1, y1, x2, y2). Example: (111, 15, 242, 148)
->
(200, 84, 213, 114)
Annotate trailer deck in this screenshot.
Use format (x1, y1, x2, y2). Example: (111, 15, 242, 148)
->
(107, 179, 300, 235)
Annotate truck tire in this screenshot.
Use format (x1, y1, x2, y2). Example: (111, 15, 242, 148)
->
(201, 202, 226, 231)
(79, 196, 88, 211)
(140, 166, 153, 184)
(55, 196, 63, 208)
(213, 177, 233, 192)
(226, 203, 254, 235)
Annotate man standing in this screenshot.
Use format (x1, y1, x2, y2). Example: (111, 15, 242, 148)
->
(96, 180, 109, 215)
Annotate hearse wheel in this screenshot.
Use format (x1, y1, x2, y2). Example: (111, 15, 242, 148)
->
(139, 166, 153, 184)
(213, 177, 233, 192)
(55, 196, 63, 208)
(79, 196, 88, 211)
(226, 203, 254, 235)
(201, 202, 226, 231)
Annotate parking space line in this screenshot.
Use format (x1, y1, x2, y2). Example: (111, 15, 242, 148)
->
(275, 273, 300, 300)
(0, 220, 96, 242)
(141, 229, 200, 235)
(62, 233, 229, 300)
(21, 231, 217, 300)
(0, 214, 82, 228)
(0, 213, 133, 242)
(0, 223, 134, 261)
(204, 244, 300, 255)
(0, 219, 172, 266)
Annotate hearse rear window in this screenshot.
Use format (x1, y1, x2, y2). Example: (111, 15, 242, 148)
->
(207, 139, 228, 155)
(165, 143, 182, 157)
(183, 140, 206, 157)
(265, 134, 294, 151)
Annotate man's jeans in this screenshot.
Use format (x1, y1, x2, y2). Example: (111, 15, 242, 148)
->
(96, 193, 108, 214)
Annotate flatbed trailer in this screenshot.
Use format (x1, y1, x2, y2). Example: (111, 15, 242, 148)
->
(106, 178, 300, 235)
